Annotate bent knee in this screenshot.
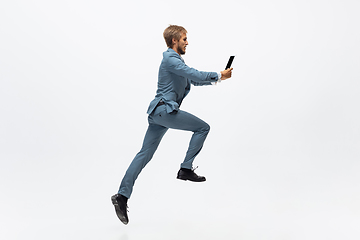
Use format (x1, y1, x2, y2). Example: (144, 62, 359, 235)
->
(199, 122, 210, 133)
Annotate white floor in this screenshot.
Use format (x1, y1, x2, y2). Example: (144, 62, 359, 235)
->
(1, 143, 360, 240)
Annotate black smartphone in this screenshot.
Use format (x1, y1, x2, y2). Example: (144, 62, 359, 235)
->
(225, 56, 235, 70)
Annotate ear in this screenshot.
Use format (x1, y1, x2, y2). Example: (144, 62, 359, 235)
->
(172, 38, 178, 46)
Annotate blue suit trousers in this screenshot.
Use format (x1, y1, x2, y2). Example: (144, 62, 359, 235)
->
(118, 105, 210, 198)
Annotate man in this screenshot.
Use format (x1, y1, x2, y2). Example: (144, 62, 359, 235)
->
(112, 25, 233, 225)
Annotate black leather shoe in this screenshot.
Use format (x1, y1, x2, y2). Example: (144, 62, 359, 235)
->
(177, 167, 206, 182)
(111, 194, 129, 225)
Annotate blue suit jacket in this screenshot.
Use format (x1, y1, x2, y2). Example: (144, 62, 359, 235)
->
(147, 48, 219, 115)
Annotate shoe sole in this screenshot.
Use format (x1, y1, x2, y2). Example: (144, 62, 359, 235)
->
(177, 176, 206, 182)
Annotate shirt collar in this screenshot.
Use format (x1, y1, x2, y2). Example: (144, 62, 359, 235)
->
(167, 48, 184, 61)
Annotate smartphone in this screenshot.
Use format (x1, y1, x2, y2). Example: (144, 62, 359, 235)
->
(225, 56, 235, 70)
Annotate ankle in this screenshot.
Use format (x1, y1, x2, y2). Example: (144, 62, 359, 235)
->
(119, 194, 128, 203)
(180, 168, 192, 172)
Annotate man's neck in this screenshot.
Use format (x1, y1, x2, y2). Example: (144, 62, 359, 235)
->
(172, 47, 180, 56)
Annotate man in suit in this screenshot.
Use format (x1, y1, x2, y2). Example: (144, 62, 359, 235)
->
(112, 25, 233, 225)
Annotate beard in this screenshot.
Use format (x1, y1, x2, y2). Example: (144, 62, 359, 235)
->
(177, 45, 186, 55)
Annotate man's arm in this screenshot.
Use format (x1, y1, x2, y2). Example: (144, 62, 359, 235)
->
(166, 53, 233, 84)
(166, 55, 219, 83)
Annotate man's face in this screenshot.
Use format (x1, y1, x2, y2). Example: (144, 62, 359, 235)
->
(174, 33, 188, 55)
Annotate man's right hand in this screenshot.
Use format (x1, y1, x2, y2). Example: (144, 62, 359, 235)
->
(220, 68, 233, 80)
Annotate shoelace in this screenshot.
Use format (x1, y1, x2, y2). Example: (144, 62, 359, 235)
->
(192, 166, 199, 171)
(122, 203, 129, 213)
(124, 202, 129, 212)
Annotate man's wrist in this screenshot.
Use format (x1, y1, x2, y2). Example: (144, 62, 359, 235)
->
(211, 72, 222, 85)
(217, 72, 222, 83)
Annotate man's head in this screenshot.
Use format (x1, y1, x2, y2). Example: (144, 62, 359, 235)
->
(163, 25, 188, 55)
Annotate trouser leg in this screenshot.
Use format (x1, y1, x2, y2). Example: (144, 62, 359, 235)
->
(152, 109, 210, 169)
(118, 123, 168, 199)
(182, 124, 209, 169)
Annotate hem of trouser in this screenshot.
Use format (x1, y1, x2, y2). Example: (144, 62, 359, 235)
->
(180, 163, 193, 169)
(118, 191, 130, 199)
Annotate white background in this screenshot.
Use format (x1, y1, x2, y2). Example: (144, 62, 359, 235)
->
(1, 0, 359, 239)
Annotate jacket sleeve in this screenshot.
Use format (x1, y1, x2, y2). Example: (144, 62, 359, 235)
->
(190, 79, 212, 86)
(166, 54, 218, 84)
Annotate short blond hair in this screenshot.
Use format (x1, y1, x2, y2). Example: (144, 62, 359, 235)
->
(163, 25, 187, 48)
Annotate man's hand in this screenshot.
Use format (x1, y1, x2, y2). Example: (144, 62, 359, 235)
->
(220, 68, 233, 80)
